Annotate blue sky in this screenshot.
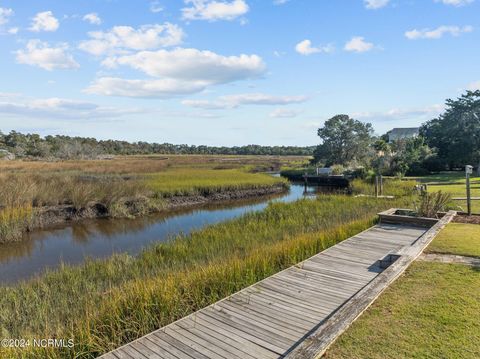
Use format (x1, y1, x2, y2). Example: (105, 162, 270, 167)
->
(0, 0, 478, 146)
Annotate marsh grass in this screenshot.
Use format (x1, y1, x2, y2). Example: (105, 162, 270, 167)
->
(0, 194, 411, 358)
(350, 178, 417, 197)
(0, 205, 33, 243)
(146, 168, 287, 197)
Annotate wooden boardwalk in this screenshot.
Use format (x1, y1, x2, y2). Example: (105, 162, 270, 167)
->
(100, 223, 429, 359)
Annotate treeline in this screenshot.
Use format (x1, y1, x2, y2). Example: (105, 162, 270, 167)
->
(0, 131, 315, 159)
(312, 90, 480, 176)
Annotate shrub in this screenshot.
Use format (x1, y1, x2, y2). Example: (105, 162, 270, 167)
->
(415, 191, 451, 218)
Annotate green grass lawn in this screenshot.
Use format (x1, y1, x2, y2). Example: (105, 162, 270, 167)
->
(405, 171, 480, 184)
(326, 262, 480, 359)
(426, 223, 480, 258)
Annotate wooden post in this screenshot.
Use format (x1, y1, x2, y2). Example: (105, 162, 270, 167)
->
(375, 176, 379, 198)
(379, 175, 383, 196)
(466, 165, 472, 216)
(304, 172, 308, 193)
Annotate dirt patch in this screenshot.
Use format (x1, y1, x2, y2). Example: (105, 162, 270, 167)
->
(453, 213, 480, 224)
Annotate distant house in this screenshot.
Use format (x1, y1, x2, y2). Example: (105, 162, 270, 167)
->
(0, 149, 15, 161)
(386, 128, 420, 143)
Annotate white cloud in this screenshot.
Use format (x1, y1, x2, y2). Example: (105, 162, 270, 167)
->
(83, 13, 102, 25)
(273, 0, 290, 4)
(106, 48, 265, 83)
(86, 48, 265, 98)
(295, 39, 334, 55)
(29, 11, 59, 32)
(269, 108, 301, 118)
(7, 27, 19, 34)
(344, 36, 374, 52)
(0, 7, 13, 26)
(435, 0, 474, 6)
(79, 23, 184, 56)
(150, 1, 164, 13)
(353, 104, 444, 122)
(84, 77, 207, 98)
(0, 94, 145, 120)
(182, 93, 307, 109)
(405, 25, 473, 39)
(16, 40, 79, 71)
(467, 81, 480, 91)
(364, 0, 390, 9)
(182, 0, 249, 21)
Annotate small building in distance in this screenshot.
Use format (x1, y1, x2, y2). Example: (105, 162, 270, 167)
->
(0, 149, 15, 160)
(386, 127, 420, 143)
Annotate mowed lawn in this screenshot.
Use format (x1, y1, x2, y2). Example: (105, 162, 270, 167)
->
(326, 262, 480, 359)
(426, 223, 480, 258)
(327, 222, 480, 359)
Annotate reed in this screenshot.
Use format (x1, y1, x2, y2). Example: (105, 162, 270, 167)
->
(145, 168, 287, 197)
(350, 178, 417, 197)
(0, 205, 34, 243)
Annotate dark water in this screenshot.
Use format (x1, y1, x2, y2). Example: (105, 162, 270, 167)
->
(0, 183, 321, 284)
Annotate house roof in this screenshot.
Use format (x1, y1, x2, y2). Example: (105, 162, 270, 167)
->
(387, 127, 420, 138)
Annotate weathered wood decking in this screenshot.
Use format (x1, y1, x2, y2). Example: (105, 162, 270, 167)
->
(100, 219, 448, 359)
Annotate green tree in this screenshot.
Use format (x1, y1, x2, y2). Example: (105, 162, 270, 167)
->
(421, 90, 480, 171)
(313, 115, 374, 166)
(389, 137, 432, 176)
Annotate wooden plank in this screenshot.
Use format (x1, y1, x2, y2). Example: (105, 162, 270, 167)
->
(177, 313, 278, 359)
(135, 339, 178, 359)
(267, 274, 350, 305)
(118, 346, 147, 359)
(245, 285, 333, 317)
(259, 276, 350, 304)
(165, 324, 234, 359)
(233, 291, 325, 324)
(152, 331, 209, 359)
(288, 266, 366, 290)
(196, 311, 286, 355)
(99, 354, 119, 359)
(203, 304, 298, 348)
(176, 318, 260, 359)
(129, 342, 166, 359)
(216, 300, 308, 335)
(210, 303, 301, 342)
(224, 298, 316, 330)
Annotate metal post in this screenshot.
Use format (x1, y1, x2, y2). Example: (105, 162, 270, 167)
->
(466, 165, 473, 215)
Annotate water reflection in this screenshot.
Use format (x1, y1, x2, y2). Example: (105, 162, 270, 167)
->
(0, 183, 319, 284)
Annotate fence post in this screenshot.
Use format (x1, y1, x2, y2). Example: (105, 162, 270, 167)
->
(466, 165, 473, 215)
(380, 175, 383, 196)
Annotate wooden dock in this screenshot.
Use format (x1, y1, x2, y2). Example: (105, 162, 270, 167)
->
(100, 217, 452, 359)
